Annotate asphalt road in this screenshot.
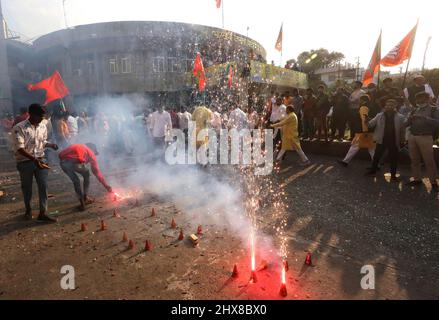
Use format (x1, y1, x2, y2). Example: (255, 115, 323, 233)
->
(0, 153, 438, 299)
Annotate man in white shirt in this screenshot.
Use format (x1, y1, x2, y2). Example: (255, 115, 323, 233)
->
(348, 81, 366, 139)
(12, 104, 58, 222)
(270, 98, 287, 124)
(403, 75, 435, 107)
(270, 98, 287, 150)
(178, 106, 192, 135)
(210, 106, 223, 135)
(67, 112, 79, 141)
(228, 104, 248, 131)
(150, 106, 172, 148)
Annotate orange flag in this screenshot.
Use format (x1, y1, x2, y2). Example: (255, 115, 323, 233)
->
(363, 31, 382, 86)
(381, 22, 418, 67)
(275, 23, 283, 52)
(193, 52, 206, 92)
(27, 70, 70, 105)
(216, 0, 221, 8)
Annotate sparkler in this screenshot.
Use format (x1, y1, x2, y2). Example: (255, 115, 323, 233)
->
(279, 264, 287, 297)
(250, 230, 257, 283)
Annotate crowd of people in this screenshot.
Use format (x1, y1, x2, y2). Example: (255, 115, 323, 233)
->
(1, 74, 439, 222)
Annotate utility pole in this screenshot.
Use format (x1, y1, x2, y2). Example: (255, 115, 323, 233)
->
(355, 56, 360, 81)
(0, 0, 12, 114)
(422, 36, 432, 72)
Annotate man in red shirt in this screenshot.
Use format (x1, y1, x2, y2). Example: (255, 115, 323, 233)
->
(59, 143, 112, 211)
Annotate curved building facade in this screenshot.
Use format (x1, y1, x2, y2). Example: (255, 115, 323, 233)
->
(32, 21, 267, 108)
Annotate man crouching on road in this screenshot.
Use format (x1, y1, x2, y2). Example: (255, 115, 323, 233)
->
(59, 143, 113, 211)
(12, 104, 59, 222)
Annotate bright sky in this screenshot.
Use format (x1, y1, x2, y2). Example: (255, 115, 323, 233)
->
(3, 0, 438, 72)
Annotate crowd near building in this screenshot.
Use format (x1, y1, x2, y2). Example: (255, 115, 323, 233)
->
(1, 20, 439, 221)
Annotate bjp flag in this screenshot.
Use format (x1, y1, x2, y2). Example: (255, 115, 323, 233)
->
(381, 22, 418, 67)
(193, 52, 207, 92)
(275, 23, 283, 52)
(363, 31, 382, 86)
(27, 70, 70, 105)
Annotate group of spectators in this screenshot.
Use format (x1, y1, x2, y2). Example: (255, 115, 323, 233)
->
(1, 74, 439, 223)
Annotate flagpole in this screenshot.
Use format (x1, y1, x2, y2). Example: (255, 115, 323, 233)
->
(402, 19, 419, 89)
(377, 29, 382, 90)
(60, 98, 66, 112)
(222, 0, 224, 29)
(402, 59, 411, 89)
(280, 22, 283, 67)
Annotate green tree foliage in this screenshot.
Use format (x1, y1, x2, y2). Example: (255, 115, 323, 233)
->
(296, 48, 345, 74)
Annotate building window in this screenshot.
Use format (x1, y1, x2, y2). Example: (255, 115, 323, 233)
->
(121, 56, 132, 73)
(87, 60, 95, 76)
(183, 59, 193, 73)
(153, 57, 165, 73)
(109, 57, 118, 74)
(72, 58, 81, 77)
(167, 57, 179, 72)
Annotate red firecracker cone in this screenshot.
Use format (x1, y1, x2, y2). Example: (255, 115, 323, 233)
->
(279, 283, 288, 297)
(178, 229, 184, 241)
(171, 218, 177, 229)
(80, 223, 87, 232)
(100, 220, 107, 231)
(231, 264, 239, 278)
(144, 240, 152, 251)
(284, 260, 289, 272)
(250, 271, 258, 283)
(122, 232, 128, 242)
(197, 225, 203, 235)
(305, 252, 312, 266)
(128, 239, 135, 250)
(151, 208, 156, 217)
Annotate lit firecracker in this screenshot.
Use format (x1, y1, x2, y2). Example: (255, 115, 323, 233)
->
(111, 189, 142, 203)
(279, 265, 288, 297)
(250, 231, 257, 283)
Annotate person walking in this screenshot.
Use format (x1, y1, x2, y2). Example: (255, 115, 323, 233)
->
(12, 104, 59, 222)
(365, 99, 406, 180)
(405, 92, 439, 190)
(271, 105, 310, 165)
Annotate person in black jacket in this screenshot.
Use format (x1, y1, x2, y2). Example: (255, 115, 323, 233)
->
(330, 87, 350, 140)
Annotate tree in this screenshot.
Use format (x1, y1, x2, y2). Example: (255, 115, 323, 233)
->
(295, 48, 345, 74)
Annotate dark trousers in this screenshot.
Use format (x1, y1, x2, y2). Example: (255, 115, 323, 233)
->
(371, 142, 398, 176)
(331, 113, 347, 139)
(303, 118, 315, 138)
(17, 160, 48, 213)
(348, 109, 359, 139)
(60, 160, 90, 200)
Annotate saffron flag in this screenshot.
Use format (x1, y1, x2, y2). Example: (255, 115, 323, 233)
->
(216, 0, 221, 9)
(228, 64, 234, 88)
(193, 52, 206, 92)
(381, 22, 418, 67)
(27, 70, 69, 105)
(363, 31, 382, 86)
(275, 23, 283, 52)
